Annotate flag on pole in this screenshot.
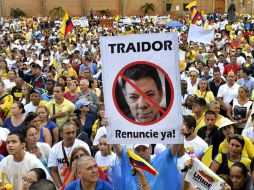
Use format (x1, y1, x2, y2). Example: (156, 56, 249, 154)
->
(186, 0, 197, 12)
(127, 149, 158, 176)
(191, 8, 202, 24)
(59, 10, 73, 38)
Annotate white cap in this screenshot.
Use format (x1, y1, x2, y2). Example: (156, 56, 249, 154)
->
(62, 59, 70, 64)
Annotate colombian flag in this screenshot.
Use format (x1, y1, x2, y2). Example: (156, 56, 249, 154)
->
(197, 145, 213, 167)
(191, 8, 202, 24)
(186, 0, 197, 12)
(60, 10, 73, 38)
(127, 149, 158, 176)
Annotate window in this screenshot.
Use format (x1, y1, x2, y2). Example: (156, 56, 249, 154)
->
(183, 3, 188, 11)
(166, 3, 172, 12)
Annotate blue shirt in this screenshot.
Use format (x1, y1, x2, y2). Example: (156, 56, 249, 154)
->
(65, 178, 113, 190)
(79, 63, 98, 75)
(41, 92, 54, 102)
(2, 117, 26, 133)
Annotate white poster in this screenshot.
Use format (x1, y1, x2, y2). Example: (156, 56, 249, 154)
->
(187, 24, 215, 44)
(100, 33, 183, 144)
(185, 158, 224, 190)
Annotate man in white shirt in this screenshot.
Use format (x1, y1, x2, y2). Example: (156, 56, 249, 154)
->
(186, 68, 200, 94)
(0, 132, 52, 190)
(217, 71, 240, 114)
(182, 115, 208, 158)
(48, 121, 91, 189)
(24, 89, 42, 115)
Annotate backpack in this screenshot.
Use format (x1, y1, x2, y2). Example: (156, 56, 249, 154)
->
(216, 153, 230, 175)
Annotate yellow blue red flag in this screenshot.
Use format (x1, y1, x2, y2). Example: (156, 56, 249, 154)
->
(191, 8, 202, 24)
(186, 0, 197, 12)
(60, 10, 73, 38)
(127, 149, 158, 176)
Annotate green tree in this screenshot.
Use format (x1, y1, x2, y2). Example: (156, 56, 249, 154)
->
(10, 8, 26, 18)
(140, 3, 155, 14)
(97, 9, 111, 16)
(50, 7, 65, 17)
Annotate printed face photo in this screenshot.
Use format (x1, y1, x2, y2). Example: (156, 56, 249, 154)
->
(113, 62, 173, 125)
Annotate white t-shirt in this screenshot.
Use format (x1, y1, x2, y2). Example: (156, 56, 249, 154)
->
(177, 153, 191, 172)
(48, 139, 91, 182)
(95, 151, 116, 182)
(2, 79, 15, 90)
(0, 128, 9, 141)
(93, 126, 107, 146)
(184, 136, 208, 158)
(0, 152, 52, 190)
(242, 127, 254, 142)
(24, 102, 38, 115)
(217, 83, 240, 105)
(37, 142, 51, 162)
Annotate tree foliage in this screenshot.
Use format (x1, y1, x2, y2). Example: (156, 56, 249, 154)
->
(140, 3, 155, 14)
(50, 7, 65, 17)
(97, 9, 111, 16)
(10, 8, 26, 18)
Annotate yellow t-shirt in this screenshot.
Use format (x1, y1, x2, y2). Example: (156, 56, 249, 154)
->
(193, 113, 206, 134)
(215, 153, 251, 170)
(219, 136, 254, 159)
(215, 114, 224, 127)
(45, 98, 75, 128)
(58, 67, 78, 79)
(194, 90, 215, 105)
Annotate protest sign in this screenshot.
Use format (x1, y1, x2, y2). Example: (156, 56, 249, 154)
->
(72, 19, 89, 27)
(185, 158, 224, 190)
(100, 33, 183, 144)
(187, 24, 215, 44)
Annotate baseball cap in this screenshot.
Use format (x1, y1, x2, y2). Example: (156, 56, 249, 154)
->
(30, 62, 41, 68)
(75, 99, 91, 110)
(30, 88, 42, 95)
(218, 117, 236, 130)
(133, 144, 150, 149)
(62, 59, 70, 64)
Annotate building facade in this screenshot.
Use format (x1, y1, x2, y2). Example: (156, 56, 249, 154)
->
(0, 0, 253, 17)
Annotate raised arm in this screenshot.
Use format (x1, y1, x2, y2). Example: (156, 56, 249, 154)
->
(168, 144, 181, 157)
(113, 144, 122, 158)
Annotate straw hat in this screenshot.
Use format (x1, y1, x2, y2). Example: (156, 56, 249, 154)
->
(218, 118, 236, 130)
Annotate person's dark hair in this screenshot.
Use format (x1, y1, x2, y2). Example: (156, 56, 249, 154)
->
(183, 115, 196, 129)
(29, 168, 47, 180)
(25, 112, 38, 125)
(47, 70, 56, 77)
(8, 131, 25, 143)
(227, 134, 245, 148)
(46, 79, 56, 85)
(29, 179, 56, 190)
(60, 121, 76, 133)
(203, 64, 210, 69)
(13, 101, 25, 114)
(218, 174, 233, 188)
(54, 83, 65, 92)
(205, 110, 216, 117)
(231, 161, 248, 179)
(213, 67, 221, 74)
(120, 64, 162, 93)
(250, 159, 254, 172)
(24, 125, 38, 137)
(192, 97, 206, 107)
(242, 67, 251, 76)
(0, 80, 5, 88)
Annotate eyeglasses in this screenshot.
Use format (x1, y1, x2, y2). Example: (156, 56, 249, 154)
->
(73, 154, 86, 160)
(22, 177, 35, 184)
(229, 134, 243, 140)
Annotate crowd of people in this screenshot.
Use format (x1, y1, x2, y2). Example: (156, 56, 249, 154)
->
(0, 11, 254, 190)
